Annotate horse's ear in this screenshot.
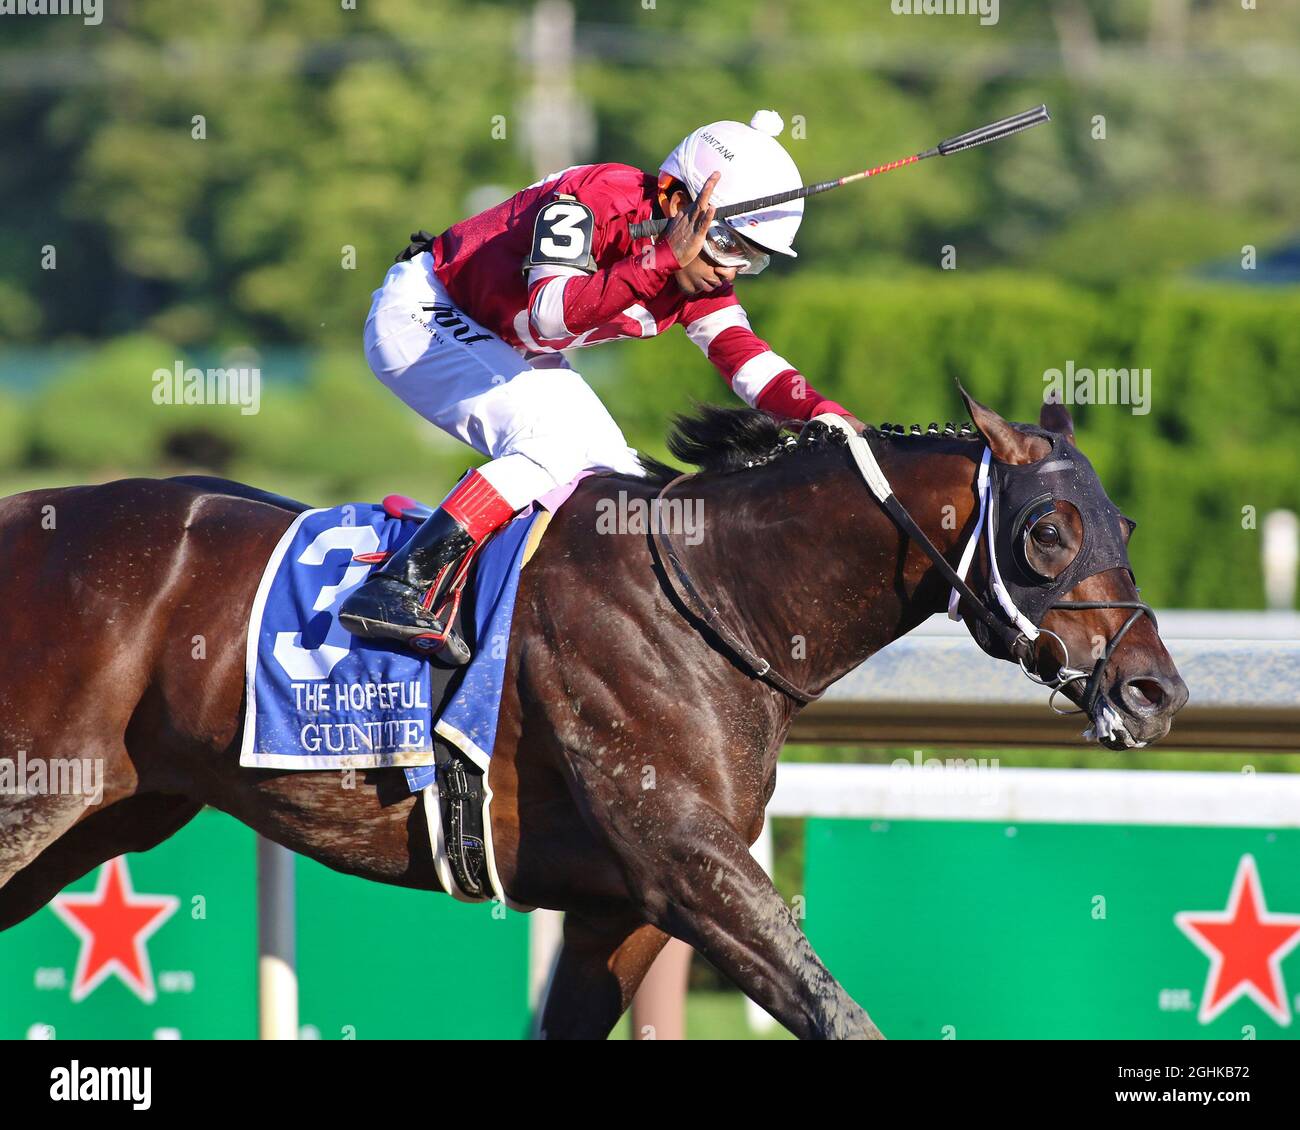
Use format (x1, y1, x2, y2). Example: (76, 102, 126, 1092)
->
(1040, 390, 1076, 445)
(957, 383, 1050, 465)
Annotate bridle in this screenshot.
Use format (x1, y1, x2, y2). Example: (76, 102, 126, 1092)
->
(648, 414, 1156, 722)
(1018, 599, 1155, 717)
(943, 434, 1158, 720)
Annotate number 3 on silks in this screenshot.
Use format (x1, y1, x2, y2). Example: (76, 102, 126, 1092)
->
(525, 198, 597, 272)
(272, 524, 380, 681)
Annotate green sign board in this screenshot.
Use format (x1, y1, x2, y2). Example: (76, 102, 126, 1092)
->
(296, 854, 531, 1040)
(804, 818, 1300, 1039)
(1, 809, 533, 1039)
(0, 809, 257, 1039)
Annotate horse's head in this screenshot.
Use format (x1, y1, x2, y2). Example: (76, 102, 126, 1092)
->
(956, 389, 1188, 749)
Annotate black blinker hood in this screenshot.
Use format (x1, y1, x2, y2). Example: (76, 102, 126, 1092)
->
(988, 429, 1135, 630)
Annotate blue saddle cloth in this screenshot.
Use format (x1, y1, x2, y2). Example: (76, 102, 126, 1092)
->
(239, 502, 540, 791)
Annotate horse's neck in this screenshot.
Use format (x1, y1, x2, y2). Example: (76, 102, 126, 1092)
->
(701, 438, 984, 698)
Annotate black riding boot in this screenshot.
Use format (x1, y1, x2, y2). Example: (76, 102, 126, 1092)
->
(338, 508, 475, 663)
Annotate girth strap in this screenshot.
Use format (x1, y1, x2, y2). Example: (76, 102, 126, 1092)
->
(434, 740, 488, 900)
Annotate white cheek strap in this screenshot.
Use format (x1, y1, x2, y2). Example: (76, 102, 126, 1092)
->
(814, 416, 1039, 644)
(945, 446, 1039, 641)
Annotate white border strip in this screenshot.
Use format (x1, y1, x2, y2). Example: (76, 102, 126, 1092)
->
(768, 763, 1300, 828)
(239, 508, 323, 768)
(433, 718, 492, 774)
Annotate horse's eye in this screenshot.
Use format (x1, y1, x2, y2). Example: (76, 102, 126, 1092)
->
(1032, 523, 1060, 548)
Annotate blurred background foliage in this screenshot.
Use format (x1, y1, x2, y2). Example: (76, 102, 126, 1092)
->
(2, 0, 1298, 1039)
(0, 0, 1298, 610)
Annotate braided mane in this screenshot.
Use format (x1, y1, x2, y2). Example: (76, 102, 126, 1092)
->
(636, 404, 979, 484)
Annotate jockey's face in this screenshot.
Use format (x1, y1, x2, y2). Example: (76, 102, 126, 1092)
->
(664, 187, 739, 296)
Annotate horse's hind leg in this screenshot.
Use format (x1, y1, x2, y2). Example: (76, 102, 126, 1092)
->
(536, 913, 670, 1040)
(0, 793, 200, 932)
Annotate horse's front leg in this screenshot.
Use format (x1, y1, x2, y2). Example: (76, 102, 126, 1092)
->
(599, 791, 883, 1040)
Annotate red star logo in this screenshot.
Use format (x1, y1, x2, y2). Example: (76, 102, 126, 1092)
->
(1175, 854, 1300, 1027)
(49, 857, 179, 1003)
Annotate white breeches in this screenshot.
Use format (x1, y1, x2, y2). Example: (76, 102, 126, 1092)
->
(363, 254, 643, 510)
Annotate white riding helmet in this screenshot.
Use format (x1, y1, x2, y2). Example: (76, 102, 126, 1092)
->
(659, 110, 803, 258)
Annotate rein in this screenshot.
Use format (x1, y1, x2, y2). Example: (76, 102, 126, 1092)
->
(648, 415, 1154, 722)
(647, 417, 1025, 707)
(650, 471, 820, 704)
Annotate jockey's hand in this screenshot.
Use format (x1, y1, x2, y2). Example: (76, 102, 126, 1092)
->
(841, 414, 867, 435)
(662, 171, 720, 267)
(395, 230, 436, 263)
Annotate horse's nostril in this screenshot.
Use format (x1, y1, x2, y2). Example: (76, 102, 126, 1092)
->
(1122, 677, 1167, 714)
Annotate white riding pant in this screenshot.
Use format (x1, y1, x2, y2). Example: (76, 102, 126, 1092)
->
(363, 254, 643, 510)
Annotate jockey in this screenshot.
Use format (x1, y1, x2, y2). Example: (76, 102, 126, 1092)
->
(340, 110, 862, 661)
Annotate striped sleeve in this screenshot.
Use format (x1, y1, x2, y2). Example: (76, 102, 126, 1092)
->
(526, 242, 680, 348)
(680, 293, 849, 421)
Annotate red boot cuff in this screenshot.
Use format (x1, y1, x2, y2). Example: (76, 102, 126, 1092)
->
(442, 470, 516, 541)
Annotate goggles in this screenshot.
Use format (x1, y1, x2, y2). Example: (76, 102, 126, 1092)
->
(656, 173, 773, 277)
(700, 220, 770, 276)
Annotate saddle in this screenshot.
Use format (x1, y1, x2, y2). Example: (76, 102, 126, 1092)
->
(243, 486, 556, 905)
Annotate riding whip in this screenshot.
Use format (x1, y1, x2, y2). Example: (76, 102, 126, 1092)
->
(629, 104, 1051, 240)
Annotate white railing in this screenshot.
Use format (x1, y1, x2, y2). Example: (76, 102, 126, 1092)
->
(793, 611, 1300, 750)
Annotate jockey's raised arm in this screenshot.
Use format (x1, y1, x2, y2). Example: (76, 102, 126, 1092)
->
(340, 110, 860, 661)
(680, 288, 847, 420)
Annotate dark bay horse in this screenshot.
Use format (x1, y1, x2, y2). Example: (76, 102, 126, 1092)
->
(0, 393, 1186, 1039)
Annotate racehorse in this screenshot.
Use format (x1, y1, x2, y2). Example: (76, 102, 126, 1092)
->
(0, 392, 1187, 1039)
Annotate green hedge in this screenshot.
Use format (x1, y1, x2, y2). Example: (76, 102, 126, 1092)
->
(30, 336, 184, 468)
(598, 273, 1300, 610)
(26, 338, 463, 497)
(0, 388, 25, 471)
(13, 274, 1300, 609)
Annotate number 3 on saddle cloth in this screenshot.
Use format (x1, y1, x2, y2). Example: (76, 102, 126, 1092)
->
(239, 476, 587, 905)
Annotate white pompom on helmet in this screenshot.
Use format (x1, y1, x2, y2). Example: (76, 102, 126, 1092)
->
(659, 110, 804, 258)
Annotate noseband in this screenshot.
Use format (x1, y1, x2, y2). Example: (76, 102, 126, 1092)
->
(1018, 599, 1156, 717)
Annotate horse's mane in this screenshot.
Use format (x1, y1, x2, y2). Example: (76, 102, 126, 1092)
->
(636, 406, 830, 482)
(637, 405, 979, 484)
